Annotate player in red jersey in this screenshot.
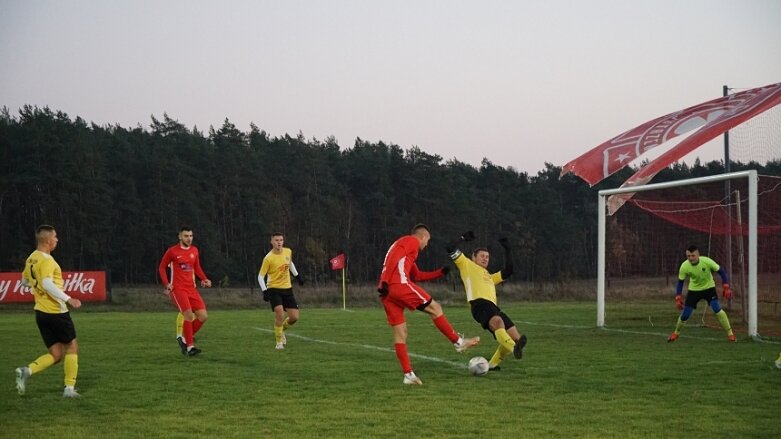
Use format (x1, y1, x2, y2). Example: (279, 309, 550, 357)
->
(158, 226, 212, 356)
(378, 223, 480, 385)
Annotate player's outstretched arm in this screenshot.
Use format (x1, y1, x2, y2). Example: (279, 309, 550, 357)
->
(446, 230, 475, 253)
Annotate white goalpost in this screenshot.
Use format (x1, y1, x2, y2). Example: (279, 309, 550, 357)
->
(597, 170, 759, 337)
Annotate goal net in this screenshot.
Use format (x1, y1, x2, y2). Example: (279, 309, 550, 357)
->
(598, 171, 781, 340)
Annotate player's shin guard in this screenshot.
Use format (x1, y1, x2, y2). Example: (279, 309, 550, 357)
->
(394, 343, 413, 374)
(176, 312, 184, 337)
(715, 310, 733, 335)
(282, 317, 291, 330)
(489, 344, 512, 368)
(274, 325, 284, 344)
(183, 319, 194, 347)
(192, 318, 204, 335)
(432, 315, 459, 343)
(29, 353, 56, 374)
(494, 328, 515, 353)
(64, 353, 78, 387)
(674, 317, 686, 334)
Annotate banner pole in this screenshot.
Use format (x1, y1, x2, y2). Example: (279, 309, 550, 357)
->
(341, 267, 346, 310)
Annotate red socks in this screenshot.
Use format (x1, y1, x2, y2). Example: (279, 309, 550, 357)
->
(433, 315, 459, 343)
(394, 343, 412, 373)
(192, 319, 204, 335)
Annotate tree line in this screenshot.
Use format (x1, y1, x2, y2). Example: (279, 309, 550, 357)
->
(1, 106, 778, 287)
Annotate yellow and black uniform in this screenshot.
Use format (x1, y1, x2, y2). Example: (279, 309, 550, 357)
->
(450, 249, 514, 332)
(258, 247, 300, 310)
(17, 248, 79, 395)
(452, 250, 504, 304)
(448, 235, 526, 369)
(258, 246, 303, 346)
(23, 250, 76, 346)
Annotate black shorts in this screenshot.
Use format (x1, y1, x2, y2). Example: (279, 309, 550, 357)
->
(267, 288, 299, 311)
(469, 298, 514, 333)
(685, 287, 718, 309)
(35, 310, 77, 348)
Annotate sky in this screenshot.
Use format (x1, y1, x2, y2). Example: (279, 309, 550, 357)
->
(1, 0, 780, 175)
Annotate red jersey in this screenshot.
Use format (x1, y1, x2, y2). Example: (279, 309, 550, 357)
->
(158, 244, 208, 291)
(379, 235, 442, 287)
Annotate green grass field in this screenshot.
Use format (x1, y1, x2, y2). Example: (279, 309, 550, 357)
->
(2, 302, 780, 438)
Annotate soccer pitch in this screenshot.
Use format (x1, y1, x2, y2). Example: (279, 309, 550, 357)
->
(2, 303, 780, 438)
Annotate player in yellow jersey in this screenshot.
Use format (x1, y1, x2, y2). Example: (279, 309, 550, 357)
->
(668, 245, 735, 343)
(258, 232, 304, 349)
(447, 231, 527, 371)
(15, 225, 83, 398)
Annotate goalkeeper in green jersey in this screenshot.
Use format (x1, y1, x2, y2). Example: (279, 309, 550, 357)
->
(447, 231, 527, 370)
(668, 245, 735, 343)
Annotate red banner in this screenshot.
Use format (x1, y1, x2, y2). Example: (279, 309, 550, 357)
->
(329, 254, 345, 270)
(0, 271, 107, 303)
(561, 82, 781, 187)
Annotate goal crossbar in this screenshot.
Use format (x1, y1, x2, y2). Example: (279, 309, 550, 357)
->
(597, 170, 758, 337)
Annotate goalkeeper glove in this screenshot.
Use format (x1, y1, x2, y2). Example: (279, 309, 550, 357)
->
(460, 231, 475, 242)
(377, 281, 389, 296)
(675, 295, 684, 311)
(498, 237, 511, 250)
(262, 290, 270, 302)
(296, 275, 304, 286)
(723, 283, 732, 300)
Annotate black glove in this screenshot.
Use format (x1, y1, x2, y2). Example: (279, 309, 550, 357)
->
(440, 266, 451, 276)
(498, 237, 511, 250)
(296, 275, 304, 286)
(377, 281, 389, 296)
(461, 231, 476, 242)
(262, 290, 270, 302)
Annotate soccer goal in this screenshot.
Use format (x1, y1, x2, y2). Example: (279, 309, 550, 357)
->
(597, 170, 781, 339)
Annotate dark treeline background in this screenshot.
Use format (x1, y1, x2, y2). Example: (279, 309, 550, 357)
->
(2, 106, 779, 287)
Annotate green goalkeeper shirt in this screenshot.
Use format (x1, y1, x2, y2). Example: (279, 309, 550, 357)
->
(678, 256, 719, 291)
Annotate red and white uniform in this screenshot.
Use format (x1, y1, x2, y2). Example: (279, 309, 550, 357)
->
(378, 235, 443, 325)
(158, 244, 208, 312)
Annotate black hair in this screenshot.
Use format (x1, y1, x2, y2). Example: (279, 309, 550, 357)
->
(410, 223, 430, 234)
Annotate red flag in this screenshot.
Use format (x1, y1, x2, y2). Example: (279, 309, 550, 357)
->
(329, 253, 345, 270)
(561, 82, 781, 187)
(607, 82, 781, 214)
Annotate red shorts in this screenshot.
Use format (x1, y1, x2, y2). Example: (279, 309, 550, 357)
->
(381, 282, 432, 326)
(170, 288, 206, 312)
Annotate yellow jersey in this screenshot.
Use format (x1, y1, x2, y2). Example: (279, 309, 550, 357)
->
(452, 250, 504, 304)
(259, 248, 294, 289)
(22, 250, 68, 314)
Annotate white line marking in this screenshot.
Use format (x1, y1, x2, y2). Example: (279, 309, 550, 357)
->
(253, 327, 468, 368)
(518, 320, 781, 344)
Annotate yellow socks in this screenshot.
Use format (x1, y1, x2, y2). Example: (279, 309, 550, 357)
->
(674, 317, 685, 334)
(488, 328, 515, 368)
(715, 310, 733, 335)
(282, 317, 291, 330)
(64, 353, 78, 387)
(274, 325, 284, 344)
(494, 328, 516, 352)
(176, 312, 184, 338)
(29, 353, 56, 374)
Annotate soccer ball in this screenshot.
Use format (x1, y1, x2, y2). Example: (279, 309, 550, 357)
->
(468, 356, 489, 376)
